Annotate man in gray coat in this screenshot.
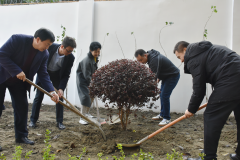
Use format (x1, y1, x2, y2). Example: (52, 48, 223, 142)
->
(76, 42, 101, 124)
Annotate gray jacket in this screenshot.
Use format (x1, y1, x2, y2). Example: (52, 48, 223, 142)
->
(76, 52, 98, 107)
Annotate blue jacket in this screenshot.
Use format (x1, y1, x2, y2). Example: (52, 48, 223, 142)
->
(35, 43, 75, 91)
(0, 34, 54, 93)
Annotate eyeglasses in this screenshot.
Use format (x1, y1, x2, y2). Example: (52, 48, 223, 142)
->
(65, 48, 73, 53)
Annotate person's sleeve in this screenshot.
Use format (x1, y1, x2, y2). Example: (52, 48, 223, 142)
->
(156, 56, 162, 80)
(37, 52, 54, 92)
(59, 56, 75, 91)
(0, 35, 22, 77)
(148, 58, 159, 81)
(81, 59, 92, 85)
(187, 60, 206, 114)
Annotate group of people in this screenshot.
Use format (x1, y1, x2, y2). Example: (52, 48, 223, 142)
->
(0, 28, 240, 160)
(0, 28, 102, 149)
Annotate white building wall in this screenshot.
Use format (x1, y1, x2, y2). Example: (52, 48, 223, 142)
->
(0, 0, 235, 113)
(0, 3, 79, 105)
(233, 0, 240, 54)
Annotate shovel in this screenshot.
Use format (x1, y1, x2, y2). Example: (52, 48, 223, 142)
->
(25, 78, 106, 141)
(119, 103, 207, 147)
(54, 87, 103, 126)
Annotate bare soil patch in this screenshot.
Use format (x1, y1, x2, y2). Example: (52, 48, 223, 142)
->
(0, 101, 237, 159)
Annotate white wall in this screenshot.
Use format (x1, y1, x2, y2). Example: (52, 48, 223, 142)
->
(0, 3, 79, 105)
(92, 0, 233, 113)
(0, 0, 236, 113)
(233, 0, 240, 54)
(74, 1, 95, 108)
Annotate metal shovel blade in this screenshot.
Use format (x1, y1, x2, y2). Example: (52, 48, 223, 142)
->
(120, 143, 141, 147)
(118, 103, 207, 148)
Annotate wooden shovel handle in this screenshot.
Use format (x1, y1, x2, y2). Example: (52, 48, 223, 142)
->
(54, 87, 78, 111)
(25, 79, 92, 123)
(25, 78, 107, 140)
(148, 103, 207, 139)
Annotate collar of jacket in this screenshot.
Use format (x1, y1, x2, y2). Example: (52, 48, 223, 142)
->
(147, 49, 159, 64)
(88, 52, 99, 63)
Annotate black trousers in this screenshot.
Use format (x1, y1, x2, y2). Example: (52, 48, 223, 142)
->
(30, 70, 63, 123)
(204, 100, 240, 160)
(0, 80, 28, 138)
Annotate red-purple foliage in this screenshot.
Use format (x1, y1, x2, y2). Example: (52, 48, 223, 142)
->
(89, 59, 159, 130)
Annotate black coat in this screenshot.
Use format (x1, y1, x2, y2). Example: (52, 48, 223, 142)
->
(35, 43, 75, 91)
(147, 49, 179, 80)
(184, 41, 240, 114)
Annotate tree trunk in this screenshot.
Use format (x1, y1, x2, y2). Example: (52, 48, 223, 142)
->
(119, 107, 130, 130)
(120, 108, 126, 130)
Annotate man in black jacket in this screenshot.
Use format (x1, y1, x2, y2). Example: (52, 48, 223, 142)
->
(135, 49, 180, 126)
(174, 41, 240, 160)
(29, 36, 76, 129)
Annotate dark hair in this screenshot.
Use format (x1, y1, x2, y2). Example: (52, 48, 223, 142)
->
(90, 42, 101, 51)
(135, 49, 147, 57)
(173, 41, 189, 54)
(34, 28, 55, 42)
(62, 36, 77, 48)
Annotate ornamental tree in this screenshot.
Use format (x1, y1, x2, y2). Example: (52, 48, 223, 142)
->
(89, 59, 159, 130)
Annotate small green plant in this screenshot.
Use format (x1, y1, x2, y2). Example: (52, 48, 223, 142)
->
(0, 153, 6, 160)
(56, 25, 76, 53)
(43, 129, 56, 160)
(138, 149, 154, 160)
(57, 25, 66, 42)
(99, 33, 109, 66)
(166, 149, 183, 160)
(115, 32, 125, 59)
(202, 6, 218, 102)
(199, 152, 205, 160)
(131, 32, 137, 59)
(68, 147, 87, 160)
(97, 152, 103, 160)
(56, 24, 77, 102)
(12, 146, 33, 160)
(25, 151, 33, 159)
(97, 152, 108, 160)
(68, 154, 78, 160)
(112, 144, 125, 160)
(12, 146, 22, 160)
(131, 32, 137, 51)
(203, 6, 218, 40)
(159, 21, 174, 57)
(130, 153, 138, 160)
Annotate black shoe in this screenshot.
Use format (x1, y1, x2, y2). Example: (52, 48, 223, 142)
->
(16, 137, 34, 145)
(0, 145, 2, 151)
(57, 122, 65, 130)
(29, 121, 36, 128)
(230, 154, 240, 160)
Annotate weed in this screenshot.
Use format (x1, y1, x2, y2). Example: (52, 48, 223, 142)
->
(42, 129, 55, 160)
(12, 146, 22, 160)
(0, 153, 6, 160)
(166, 149, 183, 160)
